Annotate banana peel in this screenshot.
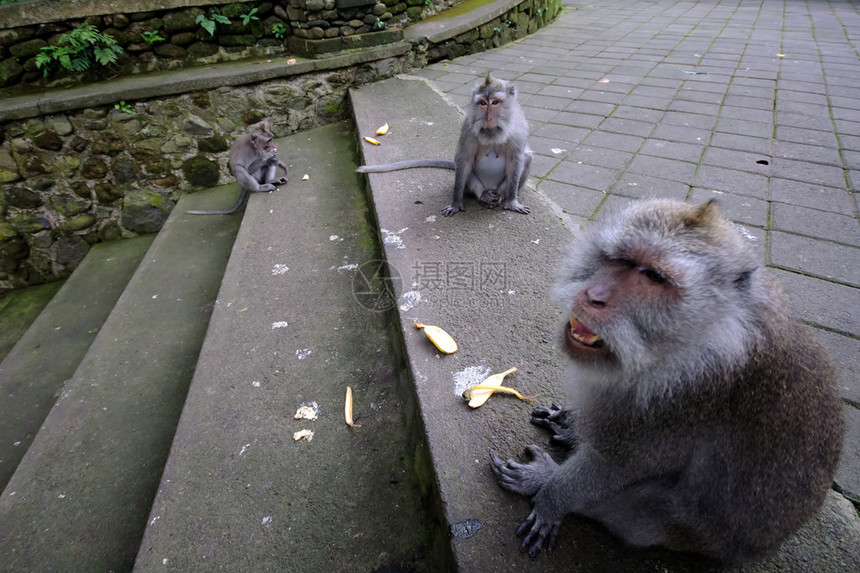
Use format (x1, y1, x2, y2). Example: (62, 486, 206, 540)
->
(463, 367, 534, 408)
(375, 123, 390, 135)
(413, 321, 457, 354)
(345, 386, 361, 427)
(363, 136, 381, 145)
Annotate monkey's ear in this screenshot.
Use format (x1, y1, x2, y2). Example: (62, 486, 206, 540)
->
(507, 82, 518, 98)
(684, 200, 719, 227)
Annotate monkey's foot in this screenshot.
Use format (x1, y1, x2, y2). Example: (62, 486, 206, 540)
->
(531, 403, 578, 448)
(516, 506, 563, 557)
(503, 200, 531, 214)
(442, 203, 464, 216)
(479, 190, 503, 208)
(274, 176, 288, 186)
(491, 444, 558, 497)
(256, 183, 277, 193)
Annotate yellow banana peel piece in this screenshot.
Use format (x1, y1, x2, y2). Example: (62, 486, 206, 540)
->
(413, 321, 458, 354)
(375, 123, 390, 135)
(363, 136, 381, 145)
(345, 386, 361, 427)
(463, 367, 534, 408)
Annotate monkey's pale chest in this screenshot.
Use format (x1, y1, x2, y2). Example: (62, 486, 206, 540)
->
(474, 149, 507, 189)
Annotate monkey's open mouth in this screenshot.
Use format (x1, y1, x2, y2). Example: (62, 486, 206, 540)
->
(566, 315, 605, 350)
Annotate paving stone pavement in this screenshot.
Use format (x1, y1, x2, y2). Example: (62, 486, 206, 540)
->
(413, 0, 860, 503)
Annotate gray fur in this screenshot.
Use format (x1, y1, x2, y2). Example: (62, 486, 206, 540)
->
(493, 199, 844, 562)
(188, 121, 288, 215)
(355, 74, 532, 215)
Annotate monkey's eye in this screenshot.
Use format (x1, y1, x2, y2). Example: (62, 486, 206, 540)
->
(490, 99, 501, 106)
(478, 99, 488, 107)
(640, 267, 667, 285)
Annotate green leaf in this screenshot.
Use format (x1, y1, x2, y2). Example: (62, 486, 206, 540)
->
(196, 15, 216, 36)
(94, 46, 119, 66)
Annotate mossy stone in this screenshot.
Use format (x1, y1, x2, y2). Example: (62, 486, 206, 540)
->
(63, 214, 97, 232)
(198, 135, 230, 153)
(121, 188, 173, 233)
(182, 155, 219, 188)
(50, 194, 91, 218)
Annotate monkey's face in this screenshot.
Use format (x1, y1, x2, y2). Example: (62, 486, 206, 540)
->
(564, 257, 676, 368)
(251, 130, 277, 154)
(560, 199, 759, 376)
(471, 90, 510, 144)
(477, 93, 504, 130)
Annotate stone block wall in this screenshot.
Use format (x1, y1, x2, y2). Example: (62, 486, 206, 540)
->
(0, 0, 561, 291)
(423, 0, 559, 62)
(0, 0, 458, 89)
(0, 58, 413, 290)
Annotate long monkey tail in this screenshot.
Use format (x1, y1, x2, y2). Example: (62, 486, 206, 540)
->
(187, 188, 249, 215)
(356, 159, 456, 173)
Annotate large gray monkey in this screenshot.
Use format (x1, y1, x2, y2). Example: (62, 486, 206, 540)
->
(188, 121, 288, 215)
(492, 199, 844, 563)
(356, 74, 532, 216)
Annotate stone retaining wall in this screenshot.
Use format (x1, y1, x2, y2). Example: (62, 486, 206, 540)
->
(0, 0, 458, 89)
(0, 0, 561, 291)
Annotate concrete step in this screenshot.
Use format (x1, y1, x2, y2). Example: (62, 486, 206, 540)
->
(350, 73, 578, 572)
(0, 281, 63, 362)
(350, 75, 860, 571)
(0, 236, 153, 491)
(0, 185, 243, 571)
(133, 122, 435, 571)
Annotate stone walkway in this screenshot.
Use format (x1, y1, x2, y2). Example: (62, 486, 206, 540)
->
(414, 0, 859, 503)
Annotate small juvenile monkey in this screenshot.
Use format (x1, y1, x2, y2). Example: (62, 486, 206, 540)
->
(492, 199, 844, 563)
(356, 74, 532, 216)
(188, 121, 288, 215)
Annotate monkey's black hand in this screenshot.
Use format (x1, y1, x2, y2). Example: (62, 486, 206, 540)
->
(491, 445, 558, 497)
(442, 203, 464, 216)
(478, 190, 503, 208)
(531, 403, 578, 448)
(516, 504, 563, 557)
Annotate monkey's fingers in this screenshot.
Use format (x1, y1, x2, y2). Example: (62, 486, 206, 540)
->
(530, 415, 564, 436)
(492, 446, 556, 497)
(492, 458, 535, 496)
(442, 203, 464, 217)
(523, 444, 552, 461)
(531, 402, 563, 419)
(504, 200, 531, 214)
(515, 512, 537, 538)
(490, 453, 507, 478)
(518, 511, 562, 558)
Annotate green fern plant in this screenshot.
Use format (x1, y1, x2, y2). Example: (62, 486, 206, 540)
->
(141, 30, 165, 45)
(35, 24, 123, 77)
(196, 10, 231, 36)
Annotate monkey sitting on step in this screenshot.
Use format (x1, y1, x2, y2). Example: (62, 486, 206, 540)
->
(492, 199, 844, 563)
(188, 121, 288, 215)
(356, 74, 532, 216)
